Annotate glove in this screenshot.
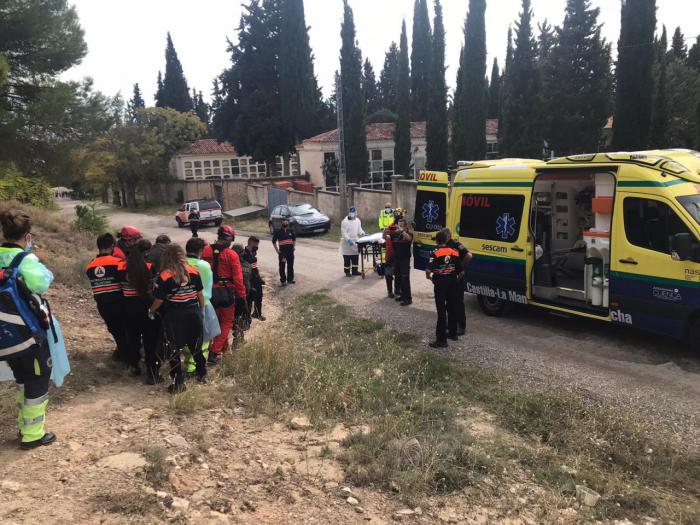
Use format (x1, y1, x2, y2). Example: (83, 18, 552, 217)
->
(347, 239, 354, 246)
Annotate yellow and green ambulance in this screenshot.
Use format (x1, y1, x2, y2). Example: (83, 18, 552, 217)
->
(413, 150, 700, 347)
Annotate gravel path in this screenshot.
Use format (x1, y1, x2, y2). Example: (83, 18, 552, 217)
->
(74, 201, 700, 449)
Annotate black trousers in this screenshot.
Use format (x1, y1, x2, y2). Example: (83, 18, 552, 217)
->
(396, 258, 412, 300)
(279, 251, 295, 283)
(456, 284, 466, 331)
(162, 307, 206, 383)
(7, 342, 51, 402)
(97, 300, 129, 358)
(248, 283, 263, 317)
(343, 255, 359, 275)
(434, 277, 460, 343)
(190, 222, 199, 237)
(124, 300, 161, 372)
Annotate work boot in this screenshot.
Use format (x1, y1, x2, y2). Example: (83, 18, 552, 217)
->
(428, 341, 448, 349)
(207, 352, 220, 366)
(387, 292, 395, 299)
(197, 375, 208, 385)
(20, 432, 56, 450)
(289, 280, 296, 284)
(168, 381, 186, 395)
(146, 372, 164, 386)
(394, 295, 403, 302)
(351, 271, 361, 276)
(128, 365, 141, 377)
(400, 299, 412, 306)
(448, 334, 459, 341)
(457, 327, 466, 336)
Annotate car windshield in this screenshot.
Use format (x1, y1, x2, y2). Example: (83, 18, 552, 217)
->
(197, 200, 220, 209)
(677, 194, 700, 226)
(289, 204, 316, 215)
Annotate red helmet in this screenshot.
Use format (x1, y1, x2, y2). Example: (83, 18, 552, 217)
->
(217, 225, 236, 241)
(119, 226, 142, 241)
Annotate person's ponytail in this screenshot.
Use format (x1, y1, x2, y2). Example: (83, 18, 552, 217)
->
(0, 210, 31, 241)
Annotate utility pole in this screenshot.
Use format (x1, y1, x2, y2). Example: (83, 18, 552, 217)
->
(335, 72, 347, 219)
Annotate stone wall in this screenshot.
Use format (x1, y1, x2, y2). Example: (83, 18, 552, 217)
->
(391, 176, 418, 221)
(316, 190, 341, 223)
(247, 183, 268, 208)
(348, 185, 391, 227)
(287, 189, 316, 206)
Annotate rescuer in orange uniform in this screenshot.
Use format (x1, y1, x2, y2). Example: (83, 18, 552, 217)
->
(426, 230, 464, 348)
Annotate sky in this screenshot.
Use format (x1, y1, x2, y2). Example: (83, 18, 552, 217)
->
(63, 0, 700, 105)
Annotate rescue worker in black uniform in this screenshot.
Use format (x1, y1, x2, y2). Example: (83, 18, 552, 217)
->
(442, 228, 472, 335)
(389, 216, 413, 306)
(85, 233, 130, 363)
(243, 236, 265, 320)
(426, 230, 464, 348)
(188, 208, 201, 238)
(272, 219, 296, 285)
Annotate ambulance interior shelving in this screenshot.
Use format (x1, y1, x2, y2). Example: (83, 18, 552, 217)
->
(530, 171, 614, 311)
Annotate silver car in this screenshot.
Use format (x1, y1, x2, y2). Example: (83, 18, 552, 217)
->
(268, 203, 331, 235)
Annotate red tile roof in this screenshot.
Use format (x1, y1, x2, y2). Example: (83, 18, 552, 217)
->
(303, 122, 427, 144)
(178, 138, 237, 155)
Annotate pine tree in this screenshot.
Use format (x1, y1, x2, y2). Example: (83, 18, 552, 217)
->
(395, 20, 411, 177)
(612, 0, 656, 151)
(426, 0, 448, 170)
(158, 33, 193, 112)
(279, 0, 323, 143)
(193, 89, 209, 127)
(487, 58, 501, 119)
(688, 36, 700, 71)
(501, 0, 542, 158)
(671, 26, 687, 60)
(650, 26, 669, 146)
(545, 0, 612, 155)
(155, 71, 164, 108)
(537, 19, 556, 63)
(127, 83, 145, 122)
(410, 0, 432, 121)
(362, 58, 379, 115)
(340, 0, 368, 183)
(452, 0, 487, 161)
(379, 42, 400, 112)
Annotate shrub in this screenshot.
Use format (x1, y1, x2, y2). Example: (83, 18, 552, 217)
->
(0, 169, 53, 207)
(74, 203, 108, 233)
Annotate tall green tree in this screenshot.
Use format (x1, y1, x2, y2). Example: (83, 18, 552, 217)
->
(501, 0, 542, 158)
(650, 26, 669, 147)
(340, 0, 368, 183)
(671, 26, 687, 60)
(157, 33, 193, 112)
(279, 0, 324, 143)
(362, 58, 379, 115)
(426, 0, 448, 170)
(192, 89, 209, 127)
(665, 59, 700, 149)
(155, 71, 164, 107)
(487, 58, 501, 119)
(612, 0, 656, 151)
(394, 21, 411, 177)
(379, 42, 400, 112)
(410, 0, 432, 121)
(544, 0, 612, 155)
(505, 26, 514, 73)
(452, 0, 487, 161)
(127, 83, 145, 122)
(537, 20, 556, 62)
(688, 36, 700, 70)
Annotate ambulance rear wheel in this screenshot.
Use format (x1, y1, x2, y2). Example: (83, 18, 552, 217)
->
(477, 294, 511, 317)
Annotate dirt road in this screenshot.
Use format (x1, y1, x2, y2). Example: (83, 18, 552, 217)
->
(67, 201, 700, 446)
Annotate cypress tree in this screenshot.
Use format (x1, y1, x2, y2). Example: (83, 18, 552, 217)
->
(612, 0, 656, 151)
(650, 26, 669, 146)
(688, 36, 700, 71)
(545, 0, 612, 155)
(362, 58, 379, 115)
(410, 0, 432, 121)
(671, 26, 687, 60)
(193, 89, 210, 127)
(155, 71, 164, 108)
(505, 26, 514, 73)
(379, 42, 400, 112)
(537, 20, 556, 63)
(452, 0, 487, 161)
(426, 0, 448, 170)
(487, 58, 501, 119)
(340, 0, 368, 183)
(696, 100, 700, 149)
(501, 0, 542, 158)
(159, 33, 193, 112)
(127, 83, 145, 122)
(394, 20, 411, 177)
(279, 0, 323, 143)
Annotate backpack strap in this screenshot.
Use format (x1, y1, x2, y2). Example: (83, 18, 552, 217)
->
(6, 251, 30, 271)
(212, 246, 222, 284)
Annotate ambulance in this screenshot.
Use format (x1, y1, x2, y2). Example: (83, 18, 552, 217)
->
(413, 150, 700, 349)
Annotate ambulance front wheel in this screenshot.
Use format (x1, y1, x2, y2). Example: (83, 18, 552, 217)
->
(477, 294, 512, 317)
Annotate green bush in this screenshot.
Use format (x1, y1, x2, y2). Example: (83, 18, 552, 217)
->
(74, 203, 108, 233)
(0, 169, 53, 207)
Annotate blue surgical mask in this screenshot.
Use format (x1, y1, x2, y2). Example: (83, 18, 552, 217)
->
(24, 241, 32, 252)
(348, 213, 356, 219)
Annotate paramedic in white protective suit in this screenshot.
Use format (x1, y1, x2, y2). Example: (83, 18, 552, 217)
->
(339, 206, 365, 276)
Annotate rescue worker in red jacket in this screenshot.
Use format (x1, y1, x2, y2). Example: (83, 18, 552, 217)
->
(113, 226, 142, 260)
(85, 233, 130, 363)
(202, 225, 247, 364)
(426, 230, 464, 348)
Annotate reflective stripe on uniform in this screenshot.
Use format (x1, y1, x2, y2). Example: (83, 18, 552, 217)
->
(23, 414, 44, 425)
(0, 338, 36, 357)
(0, 311, 24, 324)
(25, 393, 48, 406)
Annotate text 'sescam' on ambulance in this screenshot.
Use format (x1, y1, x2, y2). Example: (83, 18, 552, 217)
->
(413, 150, 700, 352)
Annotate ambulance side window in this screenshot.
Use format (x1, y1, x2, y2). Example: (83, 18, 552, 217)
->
(459, 194, 525, 243)
(414, 190, 446, 232)
(623, 197, 692, 255)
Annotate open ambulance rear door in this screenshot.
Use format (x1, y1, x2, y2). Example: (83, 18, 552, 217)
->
(413, 170, 450, 270)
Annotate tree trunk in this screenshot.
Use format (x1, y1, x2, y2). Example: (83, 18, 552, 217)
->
(127, 185, 137, 208)
(101, 185, 108, 203)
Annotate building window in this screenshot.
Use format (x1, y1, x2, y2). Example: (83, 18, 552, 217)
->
(213, 168, 221, 175)
(324, 152, 336, 163)
(195, 169, 202, 177)
(231, 158, 239, 167)
(194, 161, 202, 168)
(371, 149, 382, 161)
(222, 159, 230, 167)
(212, 160, 220, 167)
(184, 161, 192, 169)
(185, 169, 193, 177)
(223, 167, 231, 175)
(383, 160, 394, 174)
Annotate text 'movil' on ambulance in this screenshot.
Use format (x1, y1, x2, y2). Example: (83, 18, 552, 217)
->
(413, 150, 700, 351)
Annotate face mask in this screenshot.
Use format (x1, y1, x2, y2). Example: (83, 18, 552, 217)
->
(282, 224, 289, 229)
(252, 247, 258, 253)
(385, 208, 392, 213)
(348, 213, 356, 219)
(24, 234, 32, 252)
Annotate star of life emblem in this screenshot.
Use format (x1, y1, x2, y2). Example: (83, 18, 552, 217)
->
(496, 213, 516, 240)
(422, 200, 439, 222)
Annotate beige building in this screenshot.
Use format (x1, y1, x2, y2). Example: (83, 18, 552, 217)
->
(297, 120, 501, 188)
(170, 139, 299, 181)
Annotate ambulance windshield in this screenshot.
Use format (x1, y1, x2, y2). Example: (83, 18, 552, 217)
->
(677, 195, 700, 226)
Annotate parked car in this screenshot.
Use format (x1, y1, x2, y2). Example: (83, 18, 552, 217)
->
(175, 199, 224, 228)
(269, 203, 331, 235)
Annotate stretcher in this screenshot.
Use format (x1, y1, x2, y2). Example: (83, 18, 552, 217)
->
(355, 232, 386, 279)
